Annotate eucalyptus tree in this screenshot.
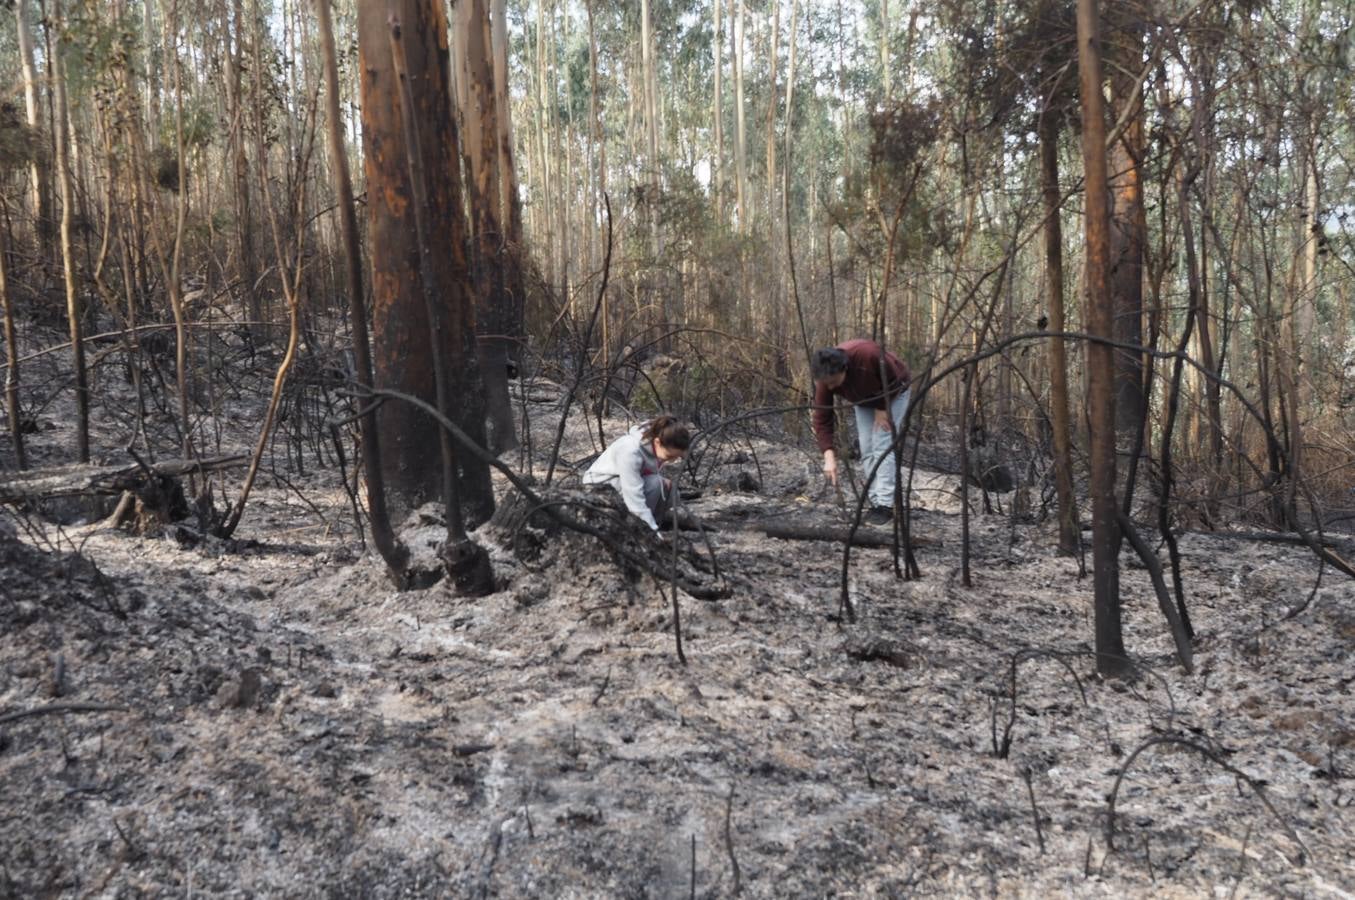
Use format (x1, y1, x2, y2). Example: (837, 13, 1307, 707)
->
(14, 0, 52, 261)
(356, 0, 494, 526)
(1076, 0, 1129, 677)
(51, 0, 90, 461)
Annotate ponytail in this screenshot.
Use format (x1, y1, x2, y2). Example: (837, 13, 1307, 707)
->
(642, 415, 691, 452)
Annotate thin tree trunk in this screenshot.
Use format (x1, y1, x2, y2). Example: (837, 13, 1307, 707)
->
(641, 0, 660, 265)
(492, 0, 525, 361)
(712, 0, 724, 224)
(167, 0, 195, 465)
(1039, 110, 1078, 555)
(0, 203, 25, 469)
(586, 0, 606, 359)
(1075, 0, 1128, 678)
(51, 0, 89, 462)
(462, 0, 517, 455)
(312, 0, 408, 582)
(228, 0, 261, 341)
(733, 0, 747, 235)
(765, 0, 779, 227)
(879, 0, 890, 102)
(1107, 12, 1146, 441)
(16, 0, 53, 260)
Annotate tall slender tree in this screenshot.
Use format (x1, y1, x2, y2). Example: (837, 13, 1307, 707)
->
(51, 0, 89, 462)
(15, 0, 52, 260)
(1075, 0, 1128, 677)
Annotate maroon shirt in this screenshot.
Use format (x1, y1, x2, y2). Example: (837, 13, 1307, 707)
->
(812, 339, 911, 452)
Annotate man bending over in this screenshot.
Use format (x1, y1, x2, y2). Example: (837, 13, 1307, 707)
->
(811, 339, 912, 524)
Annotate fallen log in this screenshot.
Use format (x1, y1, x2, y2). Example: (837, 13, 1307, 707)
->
(489, 486, 729, 600)
(757, 521, 941, 549)
(1181, 528, 1355, 553)
(0, 455, 247, 505)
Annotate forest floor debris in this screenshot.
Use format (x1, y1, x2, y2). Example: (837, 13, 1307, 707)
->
(2, 391, 1353, 898)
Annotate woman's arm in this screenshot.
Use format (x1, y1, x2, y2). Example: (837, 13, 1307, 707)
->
(614, 440, 660, 530)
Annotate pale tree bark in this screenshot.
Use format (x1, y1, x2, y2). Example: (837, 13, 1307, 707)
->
(226, 0, 261, 340)
(584, 0, 598, 274)
(586, 0, 606, 356)
(879, 0, 890, 103)
(764, 0, 779, 227)
(15, 0, 53, 260)
(168, 0, 195, 464)
(1075, 0, 1129, 678)
(1281, 124, 1321, 522)
(641, 0, 660, 259)
(492, 0, 526, 358)
(144, 0, 161, 137)
(712, 0, 724, 224)
(51, 0, 89, 462)
(534, 0, 554, 293)
(550, 3, 568, 298)
(733, 0, 747, 235)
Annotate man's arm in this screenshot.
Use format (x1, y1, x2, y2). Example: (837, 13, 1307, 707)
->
(812, 381, 839, 485)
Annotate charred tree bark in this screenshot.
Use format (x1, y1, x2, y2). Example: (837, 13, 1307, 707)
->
(1106, 10, 1147, 444)
(459, 0, 518, 456)
(1076, 0, 1129, 678)
(0, 208, 26, 469)
(357, 0, 494, 527)
(314, 0, 410, 585)
(1039, 107, 1079, 555)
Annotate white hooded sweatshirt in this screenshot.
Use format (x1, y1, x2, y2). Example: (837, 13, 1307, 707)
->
(582, 424, 663, 530)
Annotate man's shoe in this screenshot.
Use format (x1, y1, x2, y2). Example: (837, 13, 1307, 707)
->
(864, 506, 893, 526)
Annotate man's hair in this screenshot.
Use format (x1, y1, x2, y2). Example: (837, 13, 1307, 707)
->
(810, 347, 849, 381)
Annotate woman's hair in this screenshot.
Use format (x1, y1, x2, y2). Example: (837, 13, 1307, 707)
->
(642, 415, 691, 451)
(810, 347, 849, 380)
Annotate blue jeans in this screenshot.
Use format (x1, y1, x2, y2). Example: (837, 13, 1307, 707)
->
(853, 390, 910, 508)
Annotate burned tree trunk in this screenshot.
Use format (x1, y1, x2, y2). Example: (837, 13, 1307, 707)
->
(357, 0, 494, 527)
(457, 0, 519, 457)
(1076, 0, 1129, 678)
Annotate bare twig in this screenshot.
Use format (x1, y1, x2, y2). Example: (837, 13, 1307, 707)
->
(1022, 768, 1046, 854)
(689, 834, 696, 900)
(725, 784, 741, 895)
(0, 702, 128, 727)
(591, 666, 612, 706)
(1106, 735, 1309, 866)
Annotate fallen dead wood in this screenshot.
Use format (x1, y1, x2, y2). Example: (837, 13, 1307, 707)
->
(757, 521, 941, 549)
(489, 486, 729, 600)
(1182, 528, 1355, 553)
(0, 455, 247, 505)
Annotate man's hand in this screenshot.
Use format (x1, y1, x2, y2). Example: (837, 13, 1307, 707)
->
(822, 450, 839, 486)
(874, 408, 892, 431)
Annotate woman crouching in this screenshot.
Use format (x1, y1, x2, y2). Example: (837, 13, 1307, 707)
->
(583, 415, 691, 531)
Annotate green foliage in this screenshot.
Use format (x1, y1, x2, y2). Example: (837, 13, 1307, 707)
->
(158, 96, 217, 152)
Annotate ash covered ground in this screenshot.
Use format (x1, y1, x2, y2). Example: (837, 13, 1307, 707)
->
(2, 380, 1353, 898)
